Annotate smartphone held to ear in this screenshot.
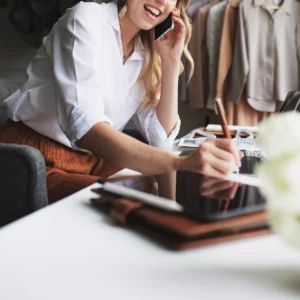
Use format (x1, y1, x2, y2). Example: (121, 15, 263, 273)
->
(155, 13, 174, 41)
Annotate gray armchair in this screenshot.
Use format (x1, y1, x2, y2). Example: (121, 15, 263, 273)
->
(0, 47, 49, 226)
(0, 143, 48, 227)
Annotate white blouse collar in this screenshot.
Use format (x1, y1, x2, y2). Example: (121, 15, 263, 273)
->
(105, 1, 145, 61)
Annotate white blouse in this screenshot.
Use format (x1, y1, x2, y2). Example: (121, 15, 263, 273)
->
(3, 1, 180, 151)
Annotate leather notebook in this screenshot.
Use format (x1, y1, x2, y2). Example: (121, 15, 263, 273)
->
(90, 186, 271, 251)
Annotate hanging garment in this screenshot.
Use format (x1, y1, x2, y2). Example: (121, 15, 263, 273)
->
(186, 0, 209, 21)
(226, 97, 272, 126)
(216, 0, 272, 125)
(187, 0, 222, 109)
(180, 0, 209, 103)
(206, 0, 228, 110)
(227, 0, 300, 112)
(216, 0, 240, 100)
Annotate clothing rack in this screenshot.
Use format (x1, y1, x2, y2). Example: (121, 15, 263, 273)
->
(181, 0, 300, 127)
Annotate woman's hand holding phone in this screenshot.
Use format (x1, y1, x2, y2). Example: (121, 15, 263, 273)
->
(153, 8, 186, 66)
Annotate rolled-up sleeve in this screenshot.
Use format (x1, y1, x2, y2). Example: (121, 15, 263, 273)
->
(44, 4, 112, 147)
(132, 104, 181, 150)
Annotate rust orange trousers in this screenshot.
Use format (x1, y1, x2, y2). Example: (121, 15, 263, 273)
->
(0, 120, 121, 203)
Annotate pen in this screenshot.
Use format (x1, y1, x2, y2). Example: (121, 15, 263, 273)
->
(214, 98, 231, 139)
(214, 98, 240, 173)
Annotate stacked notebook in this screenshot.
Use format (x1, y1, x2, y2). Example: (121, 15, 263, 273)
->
(91, 155, 271, 251)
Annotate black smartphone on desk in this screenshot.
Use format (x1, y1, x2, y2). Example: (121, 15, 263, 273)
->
(155, 13, 174, 41)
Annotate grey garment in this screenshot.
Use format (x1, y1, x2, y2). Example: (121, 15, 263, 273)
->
(180, 0, 209, 103)
(227, 0, 300, 112)
(0, 144, 48, 227)
(186, 0, 209, 19)
(206, 0, 228, 110)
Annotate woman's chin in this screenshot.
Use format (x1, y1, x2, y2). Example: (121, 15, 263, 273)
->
(134, 18, 157, 31)
(137, 23, 154, 31)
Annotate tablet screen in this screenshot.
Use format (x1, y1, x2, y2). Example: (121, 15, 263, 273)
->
(176, 155, 265, 221)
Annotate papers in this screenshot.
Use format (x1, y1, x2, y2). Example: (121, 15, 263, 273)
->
(177, 129, 216, 149)
(233, 136, 261, 152)
(233, 127, 264, 155)
(178, 137, 207, 148)
(226, 173, 262, 187)
(234, 138, 259, 151)
(206, 124, 259, 133)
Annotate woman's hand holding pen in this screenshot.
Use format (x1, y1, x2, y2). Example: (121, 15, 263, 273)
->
(214, 98, 243, 172)
(154, 8, 185, 65)
(177, 139, 243, 179)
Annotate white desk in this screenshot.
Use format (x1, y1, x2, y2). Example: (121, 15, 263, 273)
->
(0, 181, 300, 300)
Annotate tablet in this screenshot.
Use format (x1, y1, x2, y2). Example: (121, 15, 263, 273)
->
(279, 90, 300, 112)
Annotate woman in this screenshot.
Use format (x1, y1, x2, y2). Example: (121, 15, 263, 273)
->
(0, 0, 241, 202)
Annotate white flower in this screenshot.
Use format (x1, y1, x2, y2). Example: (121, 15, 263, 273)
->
(268, 209, 300, 248)
(256, 112, 300, 247)
(257, 112, 300, 160)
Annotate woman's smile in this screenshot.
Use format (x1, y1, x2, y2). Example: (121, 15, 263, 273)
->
(143, 4, 162, 21)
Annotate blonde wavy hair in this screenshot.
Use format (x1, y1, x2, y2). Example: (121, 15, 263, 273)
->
(103, 0, 194, 107)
